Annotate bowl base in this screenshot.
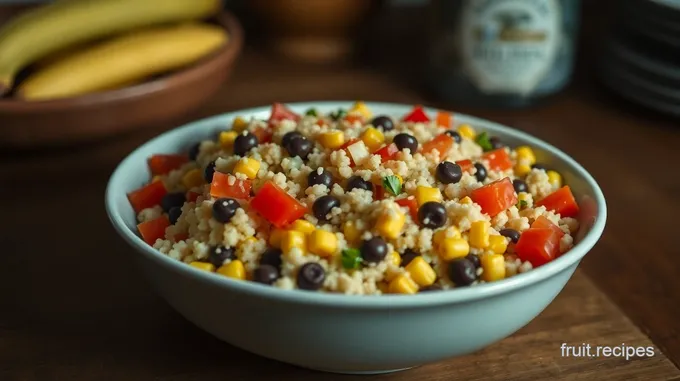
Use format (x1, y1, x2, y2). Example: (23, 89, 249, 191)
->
(302, 365, 416, 375)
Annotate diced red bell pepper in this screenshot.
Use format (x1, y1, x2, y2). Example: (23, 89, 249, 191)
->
(210, 172, 252, 199)
(422, 134, 454, 156)
(148, 154, 189, 176)
(374, 184, 385, 200)
(482, 148, 513, 171)
(268, 102, 301, 124)
(137, 215, 170, 245)
(470, 177, 518, 217)
(252, 127, 272, 144)
(344, 114, 364, 125)
(396, 196, 419, 221)
(375, 143, 399, 163)
(186, 191, 201, 203)
(536, 186, 580, 218)
(338, 138, 361, 167)
(403, 105, 430, 123)
(315, 119, 327, 127)
(456, 159, 474, 173)
(531, 215, 565, 240)
(250, 181, 307, 228)
(515, 228, 560, 267)
(435, 111, 452, 128)
(127, 180, 167, 213)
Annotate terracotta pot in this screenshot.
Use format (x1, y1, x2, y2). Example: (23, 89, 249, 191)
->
(250, 0, 374, 63)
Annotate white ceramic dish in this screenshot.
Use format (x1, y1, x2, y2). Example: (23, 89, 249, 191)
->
(105, 102, 607, 374)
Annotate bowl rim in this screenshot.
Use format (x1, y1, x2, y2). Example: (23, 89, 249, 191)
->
(105, 101, 607, 309)
(0, 11, 244, 112)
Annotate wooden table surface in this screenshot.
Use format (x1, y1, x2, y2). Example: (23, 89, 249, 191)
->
(2, 3, 680, 381)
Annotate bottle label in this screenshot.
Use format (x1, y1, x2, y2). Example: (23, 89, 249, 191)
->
(460, 0, 562, 95)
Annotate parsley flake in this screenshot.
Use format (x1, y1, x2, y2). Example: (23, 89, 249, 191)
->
(341, 248, 362, 270)
(305, 108, 318, 117)
(517, 200, 528, 209)
(475, 132, 493, 152)
(382, 175, 402, 196)
(330, 108, 347, 121)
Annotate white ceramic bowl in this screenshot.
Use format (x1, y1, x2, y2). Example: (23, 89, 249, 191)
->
(105, 102, 607, 374)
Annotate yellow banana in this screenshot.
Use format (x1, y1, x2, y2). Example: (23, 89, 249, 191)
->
(18, 23, 228, 100)
(0, 0, 221, 94)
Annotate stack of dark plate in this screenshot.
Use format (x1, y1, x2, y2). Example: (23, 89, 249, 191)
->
(598, 0, 680, 117)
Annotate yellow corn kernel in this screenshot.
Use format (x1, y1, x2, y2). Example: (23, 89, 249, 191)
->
(514, 163, 532, 177)
(458, 124, 476, 139)
(318, 131, 345, 149)
(349, 100, 372, 119)
(547, 170, 562, 188)
(481, 254, 506, 282)
(415, 186, 442, 206)
(244, 237, 258, 244)
(459, 196, 473, 204)
(308, 230, 338, 257)
(189, 261, 215, 272)
(269, 228, 284, 248)
(375, 205, 406, 240)
(387, 251, 402, 267)
(439, 237, 470, 261)
(233, 157, 261, 180)
(433, 227, 462, 248)
(217, 260, 246, 280)
(360, 127, 385, 152)
(488, 235, 508, 254)
(181, 169, 204, 189)
(232, 116, 248, 132)
(291, 219, 316, 235)
(377, 282, 389, 293)
(219, 131, 238, 148)
(281, 230, 307, 254)
(404, 256, 437, 287)
(343, 221, 361, 244)
(515, 146, 537, 166)
(388, 274, 419, 294)
(469, 221, 490, 248)
(152, 175, 163, 183)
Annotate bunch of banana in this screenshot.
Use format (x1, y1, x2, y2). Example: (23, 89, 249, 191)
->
(0, 0, 229, 100)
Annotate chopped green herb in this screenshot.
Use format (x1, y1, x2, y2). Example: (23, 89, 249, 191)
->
(382, 175, 402, 196)
(330, 108, 347, 121)
(305, 108, 318, 117)
(517, 199, 528, 209)
(475, 132, 493, 152)
(341, 248, 362, 269)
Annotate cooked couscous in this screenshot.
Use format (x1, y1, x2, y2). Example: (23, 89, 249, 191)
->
(126, 102, 581, 295)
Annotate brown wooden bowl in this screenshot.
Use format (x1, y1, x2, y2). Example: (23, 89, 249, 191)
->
(0, 11, 244, 149)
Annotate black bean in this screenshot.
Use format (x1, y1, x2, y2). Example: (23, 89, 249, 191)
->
(360, 237, 388, 263)
(420, 284, 443, 292)
(308, 168, 333, 188)
(418, 202, 447, 229)
(465, 253, 481, 269)
(346, 176, 373, 192)
(297, 262, 326, 290)
(393, 133, 418, 152)
(445, 130, 462, 143)
(160, 192, 186, 213)
(212, 198, 240, 223)
(282, 131, 303, 151)
(313, 195, 340, 222)
(512, 179, 528, 193)
(474, 163, 487, 182)
(233, 132, 258, 156)
(499, 228, 521, 244)
(168, 207, 182, 225)
(489, 136, 504, 149)
(448, 258, 477, 287)
(287, 136, 313, 160)
(260, 248, 283, 270)
(371, 115, 395, 131)
(188, 142, 201, 161)
(209, 245, 236, 267)
(436, 161, 463, 185)
(204, 161, 216, 182)
(400, 249, 420, 267)
(531, 163, 547, 171)
(253, 265, 279, 285)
